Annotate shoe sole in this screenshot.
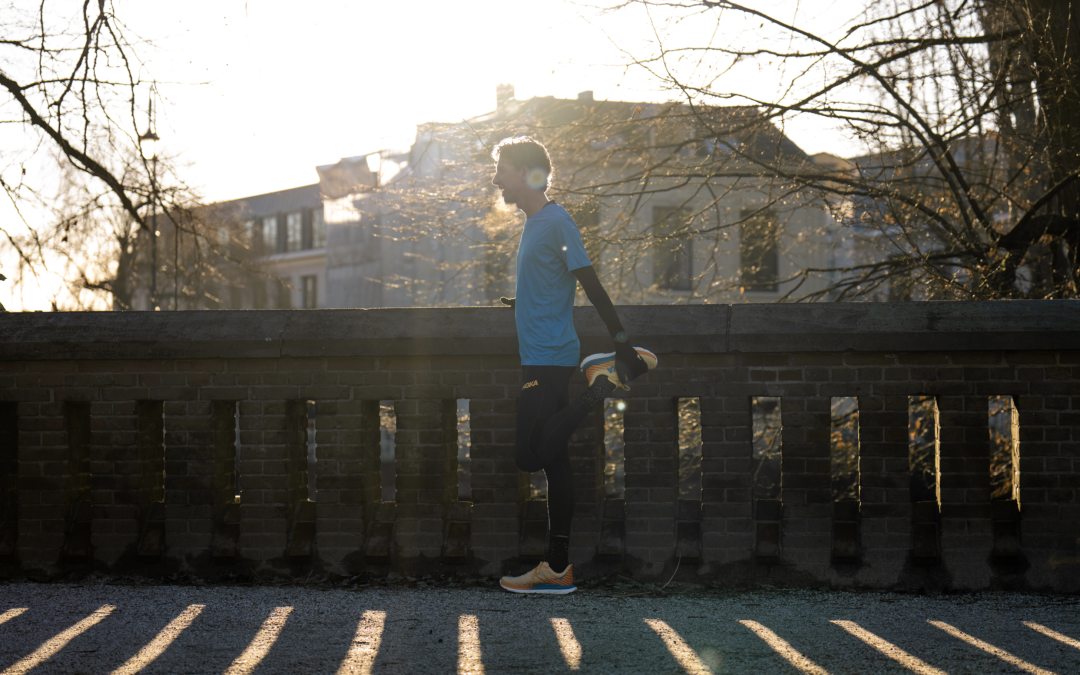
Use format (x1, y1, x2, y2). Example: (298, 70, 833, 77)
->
(579, 348, 658, 371)
(580, 348, 658, 387)
(500, 582, 577, 595)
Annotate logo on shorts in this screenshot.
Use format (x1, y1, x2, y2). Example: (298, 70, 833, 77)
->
(522, 380, 539, 390)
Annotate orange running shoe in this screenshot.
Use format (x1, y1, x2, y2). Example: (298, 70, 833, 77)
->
(580, 347, 658, 389)
(499, 562, 577, 595)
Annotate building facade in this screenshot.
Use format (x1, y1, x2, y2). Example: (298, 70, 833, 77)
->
(168, 86, 841, 311)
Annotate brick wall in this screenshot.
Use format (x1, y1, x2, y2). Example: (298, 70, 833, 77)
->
(0, 302, 1077, 591)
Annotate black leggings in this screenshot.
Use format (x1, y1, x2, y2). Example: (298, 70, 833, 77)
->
(514, 365, 597, 539)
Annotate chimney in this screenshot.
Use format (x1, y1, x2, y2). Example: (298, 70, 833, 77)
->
(496, 83, 515, 108)
(577, 90, 594, 102)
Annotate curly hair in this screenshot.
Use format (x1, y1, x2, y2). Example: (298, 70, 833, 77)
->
(491, 136, 554, 191)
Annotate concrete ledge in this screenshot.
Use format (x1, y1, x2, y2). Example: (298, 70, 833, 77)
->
(0, 300, 1077, 361)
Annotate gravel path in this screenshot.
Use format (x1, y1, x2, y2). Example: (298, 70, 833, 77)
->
(0, 581, 1078, 674)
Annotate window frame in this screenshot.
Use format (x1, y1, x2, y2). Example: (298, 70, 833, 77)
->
(301, 275, 318, 309)
(739, 207, 780, 293)
(652, 205, 693, 291)
(285, 212, 302, 253)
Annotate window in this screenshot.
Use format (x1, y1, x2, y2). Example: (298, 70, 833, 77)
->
(740, 208, 779, 292)
(302, 275, 318, 309)
(286, 212, 302, 253)
(262, 216, 279, 255)
(277, 277, 292, 309)
(652, 206, 692, 290)
(252, 280, 267, 309)
(312, 208, 327, 249)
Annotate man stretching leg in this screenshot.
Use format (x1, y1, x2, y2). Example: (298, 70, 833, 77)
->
(491, 137, 657, 595)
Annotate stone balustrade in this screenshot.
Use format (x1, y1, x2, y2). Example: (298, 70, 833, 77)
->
(0, 301, 1077, 591)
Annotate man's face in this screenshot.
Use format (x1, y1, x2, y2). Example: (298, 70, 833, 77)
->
(492, 158, 527, 207)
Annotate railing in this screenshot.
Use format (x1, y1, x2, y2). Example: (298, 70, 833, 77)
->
(0, 301, 1077, 590)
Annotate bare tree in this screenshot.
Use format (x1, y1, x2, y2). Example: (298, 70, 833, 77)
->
(359, 96, 832, 306)
(0, 1, 210, 309)
(46, 147, 241, 310)
(574, 0, 1080, 300)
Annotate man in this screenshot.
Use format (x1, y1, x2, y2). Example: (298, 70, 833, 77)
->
(491, 136, 657, 595)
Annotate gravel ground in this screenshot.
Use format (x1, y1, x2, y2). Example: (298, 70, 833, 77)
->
(0, 580, 1078, 674)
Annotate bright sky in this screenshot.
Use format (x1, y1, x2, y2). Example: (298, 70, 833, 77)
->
(2, 0, 861, 310)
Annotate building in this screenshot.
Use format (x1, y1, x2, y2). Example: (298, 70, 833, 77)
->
(160, 85, 840, 310)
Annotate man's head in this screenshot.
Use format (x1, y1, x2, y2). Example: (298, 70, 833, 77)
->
(491, 136, 554, 207)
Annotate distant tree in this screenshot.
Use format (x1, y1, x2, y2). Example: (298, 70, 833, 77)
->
(47, 148, 241, 310)
(0, 1, 211, 309)
(366, 98, 833, 306)
(587, 0, 1080, 300)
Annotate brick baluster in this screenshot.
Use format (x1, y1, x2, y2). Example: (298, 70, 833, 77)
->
(1016, 350, 1080, 590)
(566, 384, 604, 571)
(88, 400, 140, 565)
(624, 394, 677, 579)
(780, 396, 833, 576)
(238, 396, 294, 569)
(466, 355, 522, 575)
(701, 393, 753, 567)
(467, 393, 523, 575)
(857, 394, 911, 583)
(393, 398, 455, 568)
(17, 394, 75, 571)
(937, 392, 992, 588)
(0, 402, 17, 558)
(313, 397, 364, 573)
(162, 399, 228, 568)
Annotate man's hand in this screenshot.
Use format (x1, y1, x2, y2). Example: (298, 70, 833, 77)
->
(613, 339, 648, 386)
(500, 297, 516, 308)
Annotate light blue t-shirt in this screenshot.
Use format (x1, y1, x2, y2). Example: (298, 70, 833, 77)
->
(515, 203, 593, 366)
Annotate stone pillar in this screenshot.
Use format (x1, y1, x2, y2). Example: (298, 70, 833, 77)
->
(313, 398, 365, 573)
(163, 399, 226, 569)
(393, 398, 455, 567)
(88, 400, 141, 565)
(780, 396, 832, 576)
(0, 403, 17, 559)
(18, 396, 75, 572)
(284, 399, 314, 560)
(701, 394, 753, 567)
(624, 394, 677, 579)
(237, 397, 297, 572)
(937, 393, 992, 589)
(566, 389, 603, 570)
(857, 394, 911, 586)
(1016, 353, 1080, 591)
(467, 394, 523, 575)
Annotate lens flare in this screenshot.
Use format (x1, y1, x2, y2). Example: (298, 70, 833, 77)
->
(526, 168, 548, 191)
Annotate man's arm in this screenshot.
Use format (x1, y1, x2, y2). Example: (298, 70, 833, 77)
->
(571, 266, 648, 382)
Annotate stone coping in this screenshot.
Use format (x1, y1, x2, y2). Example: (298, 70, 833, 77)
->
(1, 300, 1077, 360)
